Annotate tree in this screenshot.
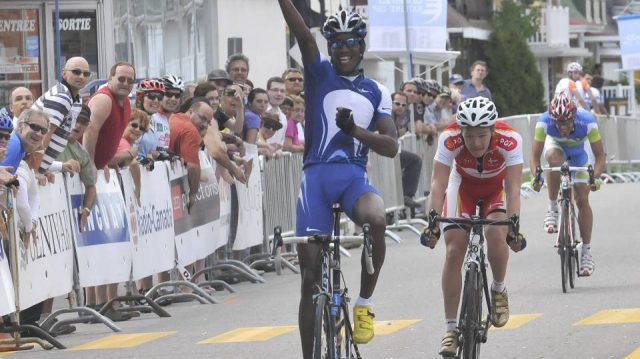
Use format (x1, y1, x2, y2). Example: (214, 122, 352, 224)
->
(484, 0, 545, 116)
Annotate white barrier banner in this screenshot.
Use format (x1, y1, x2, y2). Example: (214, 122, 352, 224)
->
(0, 240, 15, 316)
(70, 170, 133, 286)
(17, 173, 74, 309)
(233, 144, 264, 250)
(120, 164, 175, 280)
(170, 153, 229, 267)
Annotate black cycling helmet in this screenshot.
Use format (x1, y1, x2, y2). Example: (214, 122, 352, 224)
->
(322, 10, 367, 40)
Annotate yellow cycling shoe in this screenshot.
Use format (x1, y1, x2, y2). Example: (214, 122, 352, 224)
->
(352, 305, 375, 344)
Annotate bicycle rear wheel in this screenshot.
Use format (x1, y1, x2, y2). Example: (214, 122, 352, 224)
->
(313, 295, 336, 359)
(458, 264, 482, 359)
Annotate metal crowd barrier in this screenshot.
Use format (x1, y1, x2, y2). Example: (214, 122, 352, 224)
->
(260, 152, 304, 239)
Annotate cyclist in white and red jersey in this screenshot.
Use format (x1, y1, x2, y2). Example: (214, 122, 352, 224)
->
(554, 62, 589, 109)
(422, 97, 526, 357)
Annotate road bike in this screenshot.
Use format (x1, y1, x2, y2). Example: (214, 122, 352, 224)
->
(535, 162, 594, 293)
(426, 203, 515, 359)
(273, 204, 374, 359)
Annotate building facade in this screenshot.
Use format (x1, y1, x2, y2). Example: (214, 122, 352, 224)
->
(0, 0, 288, 109)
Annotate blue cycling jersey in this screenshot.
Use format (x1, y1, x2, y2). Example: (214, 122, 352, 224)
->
(535, 109, 601, 171)
(302, 54, 392, 169)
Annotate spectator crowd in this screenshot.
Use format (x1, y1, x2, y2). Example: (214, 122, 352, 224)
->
(0, 51, 604, 343)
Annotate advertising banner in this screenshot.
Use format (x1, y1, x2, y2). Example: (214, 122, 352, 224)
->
(368, 0, 447, 53)
(0, 239, 15, 316)
(16, 174, 74, 309)
(617, 15, 640, 70)
(233, 144, 264, 250)
(170, 153, 229, 267)
(120, 164, 175, 280)
(70, 170, 132, 286)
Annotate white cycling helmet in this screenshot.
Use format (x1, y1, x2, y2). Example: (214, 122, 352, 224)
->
(567, 62, 582, 73)
(322, 10, 367, 40)
(162, 74, 184, 92)
(456, 97, 498, 127)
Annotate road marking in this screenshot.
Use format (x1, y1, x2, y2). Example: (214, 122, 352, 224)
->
(67, 332, 175, 351)
(491, 314, 543, 330)
(199, 326, 297, 343)
(373, 320, 421, 335)
(575, 308, 640, 325)
(626, 346, 640, 359)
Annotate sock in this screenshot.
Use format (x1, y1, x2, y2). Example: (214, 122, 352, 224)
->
(549, 201, 558, 212)
(492, 280, 506, 293)
(445, 319, 457, 332)
(355, 296, 372, 307)
(582, 243, 591, 254)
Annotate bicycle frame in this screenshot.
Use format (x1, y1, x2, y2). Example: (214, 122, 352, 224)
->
(539, 162, 591, 292)
(432, 210, 513, 359)
(273, 205, 373, 359)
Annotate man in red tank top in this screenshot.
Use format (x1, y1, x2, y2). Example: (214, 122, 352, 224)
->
(86, 62, 135, 170)
(83, 61, 135, 322)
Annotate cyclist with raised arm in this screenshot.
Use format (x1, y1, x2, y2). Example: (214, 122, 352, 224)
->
(422, 97, 526, 357)
(530, 93, 604, 276)
(277, 2, 398, 358)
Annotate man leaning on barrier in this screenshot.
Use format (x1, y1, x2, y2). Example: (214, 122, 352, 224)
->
(0, 109, 58, 338)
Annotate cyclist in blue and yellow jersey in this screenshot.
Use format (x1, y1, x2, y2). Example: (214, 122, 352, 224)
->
(530, 92, 605, 276)
(277, 2, 398, 358)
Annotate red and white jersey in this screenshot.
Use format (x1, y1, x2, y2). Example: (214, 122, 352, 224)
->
(434, 121, 523, 187)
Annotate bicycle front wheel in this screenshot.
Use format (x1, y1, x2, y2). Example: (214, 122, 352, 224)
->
(335, 301, 362, 359)
(459, 264, 482, 359)
(558, 205, 569, 293)
(313, 295, 336, 359)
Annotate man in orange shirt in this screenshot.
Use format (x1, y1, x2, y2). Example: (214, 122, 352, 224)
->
(169, 98, 212, 209)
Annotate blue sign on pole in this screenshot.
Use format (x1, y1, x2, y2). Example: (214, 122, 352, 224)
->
(368, 0, 447, 52)
(617, 15, 640, 70)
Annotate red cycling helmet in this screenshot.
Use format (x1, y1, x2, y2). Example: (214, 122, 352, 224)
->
(549, 92, 576, 122)
(136, 79, 165, 97)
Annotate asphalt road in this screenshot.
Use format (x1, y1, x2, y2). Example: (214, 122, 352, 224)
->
(5, 183, 640, 359)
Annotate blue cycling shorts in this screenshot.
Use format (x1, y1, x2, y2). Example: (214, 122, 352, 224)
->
(296, 163, 379, 236)
(544, 137, 593, 183)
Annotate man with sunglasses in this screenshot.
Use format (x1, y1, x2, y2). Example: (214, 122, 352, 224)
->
(31, 56, 90, 178)
(530, 92, 604, 277)
(86, 61, 135, 171)
(282, 68, 304, 97)
(279, 2, 398, 357)
(392, 92, 423, 209)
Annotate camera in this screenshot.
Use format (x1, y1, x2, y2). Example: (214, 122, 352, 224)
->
(224, 88, 236, 97)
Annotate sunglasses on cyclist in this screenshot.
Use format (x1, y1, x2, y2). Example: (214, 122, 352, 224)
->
(26, 122, 49, 135)
(555, 119, 574, 128)
(165, 92, 181, 99)
(393, 101, 407, 107)
(66, 68, 91, 77)
(329, 38, 361, 50)
(146, 92, 164, 101)
(117, 76, 135, 85)
(0, 132, 10, 141)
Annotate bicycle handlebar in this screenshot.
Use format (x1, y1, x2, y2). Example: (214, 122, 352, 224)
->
(282, 235, 366, 246)
(535, 163, 595, 185)
(431, 216, 514, 227)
